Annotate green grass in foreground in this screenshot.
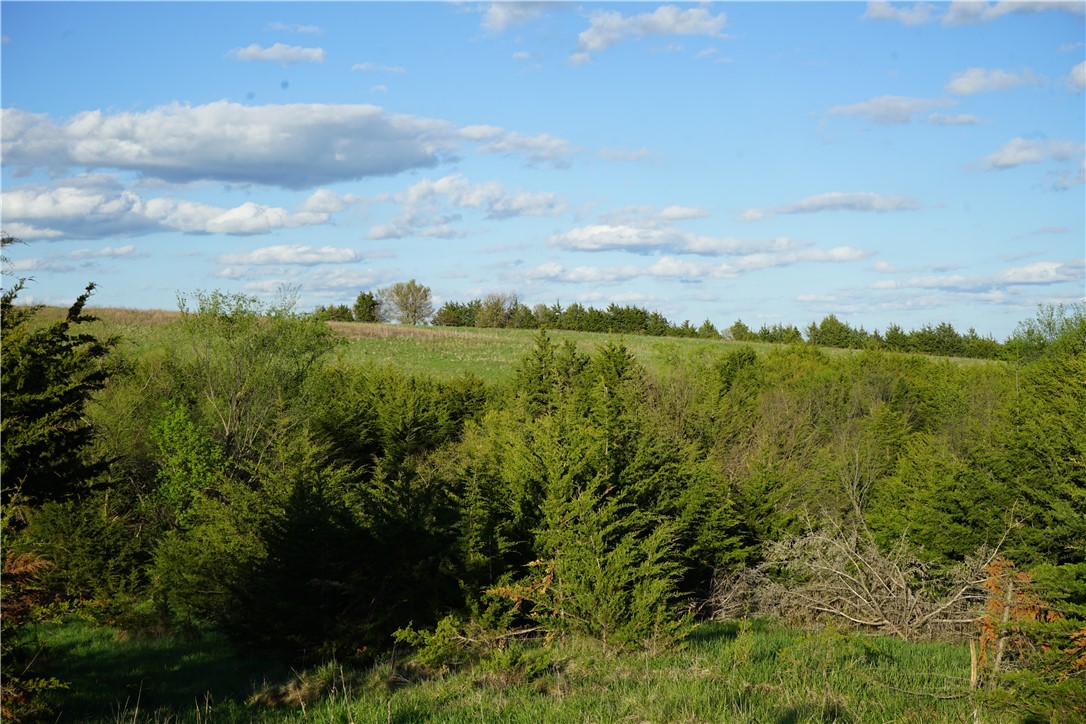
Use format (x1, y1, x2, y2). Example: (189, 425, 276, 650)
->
(25, 619, 1001, 723)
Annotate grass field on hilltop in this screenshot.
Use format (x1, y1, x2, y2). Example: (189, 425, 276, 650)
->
(29, 305, 997, 383)
(324, 320, 781, 381)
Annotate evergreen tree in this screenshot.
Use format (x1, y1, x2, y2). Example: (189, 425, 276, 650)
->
(352, 290, 381, 322)
(1, 277, 113, 511)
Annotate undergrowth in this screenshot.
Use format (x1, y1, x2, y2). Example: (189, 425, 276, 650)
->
(24, 618, 1015, 723)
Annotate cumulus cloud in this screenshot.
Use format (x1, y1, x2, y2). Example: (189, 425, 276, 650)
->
(869, 2, 1081, 31)
(267, 22, 324, 35)
(298, 189, 364, 214)
(476, 130, 578, 166)
(572, 5, 726, 63)
(218, 245, 360, 266)
(524, 258, 734, 284)
(827, 95, 954, 124)
(982, 137, 1084, 170)
(1, 102, 461, 189)
(943, 1, 1084, 26)
(230, 43, 325, 64)
(7, 244, 139, 273)
(946, 67, 1036, 95)
(658, 205, 709, 220)
(872, 258, 1084, 292)
(0, 176, 333, 240)
(458, 124, 505, 141)
(740, 192, 920, 221)
(367, 174, 565, 240)
(525, 245, 870, 285)
(1070, 61, 1086, 91)
(928, 113, 982, 126)
(863, 2, 939, 25)
(549, 222, 806, 257)
(480, 2, 551, 33)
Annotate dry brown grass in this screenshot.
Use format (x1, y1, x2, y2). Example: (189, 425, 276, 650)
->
(26, 305, 180, 326)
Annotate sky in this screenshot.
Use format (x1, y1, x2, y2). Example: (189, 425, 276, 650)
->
(1, 1, 1084, 339)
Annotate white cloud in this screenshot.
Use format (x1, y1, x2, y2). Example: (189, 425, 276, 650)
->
(1, 102, 461, 189)
(352, 61, 406, 74)
(943, 1, 1085, 26)
(480, 2, 549, 33)
(267, 22, 324, 35)
(524, 245, 870, 285)
(5, 244, 140, 273)
(370, 84, 388, 94)
(658, 205, 709, 220)
(549, 222, 806, 257)
(1070, 61, 1086, 91)
(572, 5, 726, 63)
(597, 146, 652, 162)
(367, 174, 565, 240)
(740, 192, 919, 221)
(828, 95, 954, 124)
(458, 124, 505, 141)
(863, 2, 939, 25)
(477, 130, 578, 166)
(298, 189, 364, 214)
(928, 113, 982, 126)
(230, 43, 324, 64)
(945, 67, 1035, 95)
(0, 176, 333, 239)
(218, 245, 360, 266)
(512, 51, 531, 62)
(875, 258, 1084, 292)
(68, 245, 137, 259)
(982, 137, 1083, 170)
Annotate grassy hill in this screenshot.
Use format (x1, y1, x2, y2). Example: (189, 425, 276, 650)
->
(33, 305, 998, 383)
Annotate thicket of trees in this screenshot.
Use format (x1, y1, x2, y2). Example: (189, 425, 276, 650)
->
(3, 235, 1083, 719)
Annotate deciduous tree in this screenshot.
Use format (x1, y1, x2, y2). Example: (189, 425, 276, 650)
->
(379, 279, 433, 325)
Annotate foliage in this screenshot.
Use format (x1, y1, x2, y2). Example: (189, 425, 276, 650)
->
(311, 303, 353, 322)
(171, 289, 340, 465)
(475, 292, 519, 328)
(0, 552, 67, 723)
(6, 277, 1082, 717)
(352, 290, 381, 323)
(433, 298, 481, 327)
(150, 401, 227, 528)
(19, 493, 148, 601)
(975, 557, 1086, 721)
(379, 279, 434, 325)
(1, 279, 113, 512)
(1005, 301, 1086, 361)
(806, 314, 869, 349)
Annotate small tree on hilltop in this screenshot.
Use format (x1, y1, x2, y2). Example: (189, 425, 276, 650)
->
(379, 280, 433, 325)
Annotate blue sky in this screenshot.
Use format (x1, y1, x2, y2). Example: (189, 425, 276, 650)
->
(2, 1, 1083, 339)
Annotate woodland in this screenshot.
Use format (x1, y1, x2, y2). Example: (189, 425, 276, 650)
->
(2, 247, 1084, 721)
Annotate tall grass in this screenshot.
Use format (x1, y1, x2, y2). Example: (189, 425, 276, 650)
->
(27, 619, 1003, 723)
